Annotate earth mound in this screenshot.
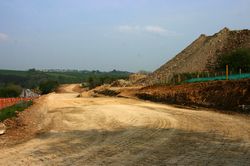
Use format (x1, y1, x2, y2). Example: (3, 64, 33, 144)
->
(145, 28, 250, 84)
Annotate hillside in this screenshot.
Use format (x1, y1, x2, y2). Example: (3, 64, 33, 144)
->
(0, 69, 131, 89)
(145, 28, 250, 84)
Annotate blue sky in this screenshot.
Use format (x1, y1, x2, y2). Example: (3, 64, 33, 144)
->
(0, 0, 249, 72)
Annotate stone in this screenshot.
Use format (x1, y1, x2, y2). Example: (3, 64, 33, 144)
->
(0, 123, 6, 135)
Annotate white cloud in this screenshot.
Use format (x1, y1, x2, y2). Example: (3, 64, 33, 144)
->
(116, 25, 179, 36)
(117, 25, 140, 32)
(0, 33, 9, 42)
(144, 26, 179, 36)
(144, 26, 166, 34)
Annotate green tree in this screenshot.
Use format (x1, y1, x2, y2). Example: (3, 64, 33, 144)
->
(217, 48, 250, 72)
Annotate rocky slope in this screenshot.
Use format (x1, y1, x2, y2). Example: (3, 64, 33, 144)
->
(145, 28, 250, 84)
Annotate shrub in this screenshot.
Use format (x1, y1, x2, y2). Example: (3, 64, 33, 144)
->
(39, 80, 59, 94)
(0, 84, 22, 97)
(217, 48, 250, 72)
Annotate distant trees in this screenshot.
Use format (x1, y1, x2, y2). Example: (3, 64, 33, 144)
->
(0, 70, 131, 93)
(85, 75, 127, 89)
(86, 76, 112, 89)
(39, 80, 59, 94)
(28, 68, 36, 72)
(217, 48, 250, 72)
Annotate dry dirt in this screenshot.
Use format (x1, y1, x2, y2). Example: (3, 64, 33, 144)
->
(0, 84, 250, 165)
(137, 79, 250, 111)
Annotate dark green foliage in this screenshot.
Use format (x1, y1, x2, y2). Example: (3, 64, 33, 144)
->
(39, 80, 59, 94)
(0, 84, 22, 97)
(0, 100, 33, 122)
(28, 68, 36, 72)
(217, 48, 250, 72)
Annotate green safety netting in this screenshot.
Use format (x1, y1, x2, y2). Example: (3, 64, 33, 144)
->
(185, 73, 250, 83)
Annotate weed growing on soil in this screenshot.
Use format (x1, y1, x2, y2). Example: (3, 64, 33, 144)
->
(0, 100, 33, 122)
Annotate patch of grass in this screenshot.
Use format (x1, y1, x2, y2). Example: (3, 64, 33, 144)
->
(0, 100, 33, 122)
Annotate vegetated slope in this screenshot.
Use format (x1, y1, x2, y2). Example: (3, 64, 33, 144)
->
(145, 28, 250, 84)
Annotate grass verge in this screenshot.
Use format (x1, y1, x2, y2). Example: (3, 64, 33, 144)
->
(0, 100, 33, 122)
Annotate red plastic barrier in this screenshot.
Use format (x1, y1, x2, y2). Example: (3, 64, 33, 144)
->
(0, 98, 33, 110)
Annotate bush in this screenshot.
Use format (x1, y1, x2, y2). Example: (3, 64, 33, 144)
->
(86, 76, 107, 89)
(217, 48, 250, 72)
(86, 75, 127, 89)
(39, 80, 59, 94)
(0, 84, 22, 97)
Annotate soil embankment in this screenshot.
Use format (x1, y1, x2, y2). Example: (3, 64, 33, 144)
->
(136, 79, 250, 112)
(0, 95, 49, 146)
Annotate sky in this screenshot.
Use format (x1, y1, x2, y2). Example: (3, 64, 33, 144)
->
(0, 0, 250, 72)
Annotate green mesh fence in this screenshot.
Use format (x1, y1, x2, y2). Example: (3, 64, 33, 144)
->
(186, 73, 250, 83)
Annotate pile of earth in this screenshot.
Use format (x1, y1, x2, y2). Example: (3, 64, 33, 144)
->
(110, 79, 132, 87)
(136, 79, 250, 112)
(88, 84, 143, 99)
(110, 73, 148, 87)
(129, 73, 148, 85)
(144, 28, 250, 84)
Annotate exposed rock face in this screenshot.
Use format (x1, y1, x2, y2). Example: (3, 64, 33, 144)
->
(145, 28, 250, 84)
(20, 89, 39, 98)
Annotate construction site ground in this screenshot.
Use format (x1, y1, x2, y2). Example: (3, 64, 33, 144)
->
(0, 84, 250, 165)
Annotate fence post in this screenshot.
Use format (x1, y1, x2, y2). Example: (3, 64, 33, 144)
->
(178, 74, 181, 83)
(226, 65, 229, 80)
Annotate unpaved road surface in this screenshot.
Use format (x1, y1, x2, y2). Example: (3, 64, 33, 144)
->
(1, 85, 250, 165)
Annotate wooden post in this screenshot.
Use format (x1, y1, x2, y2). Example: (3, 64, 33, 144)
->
(178, 74, 181, 83)
(226, 65, 229, 80)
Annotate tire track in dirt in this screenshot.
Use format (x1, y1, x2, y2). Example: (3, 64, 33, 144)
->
(0, 85, 250, 165)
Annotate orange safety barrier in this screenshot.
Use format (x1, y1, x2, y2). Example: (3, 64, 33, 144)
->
(0, 98, 33, 110)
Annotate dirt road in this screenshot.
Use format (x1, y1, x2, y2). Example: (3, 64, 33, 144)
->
(0, 85, 250, 165)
